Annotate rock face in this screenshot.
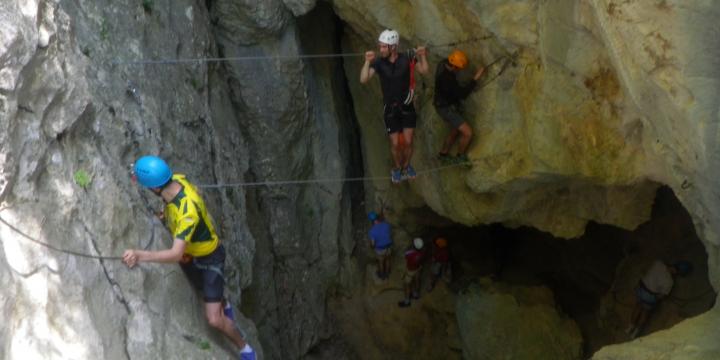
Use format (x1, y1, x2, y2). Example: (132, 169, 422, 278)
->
(330, 0, 720, 357)
(3, 0, 720, 359)
(333, 0, 720, 247)
(456, 282, 583, 360)
(0, 1, 358, 359)
(592, 306, 720, 360)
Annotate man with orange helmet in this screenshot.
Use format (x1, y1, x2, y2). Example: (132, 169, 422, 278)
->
(428, 236, 450, 292)
(434, 49, 485, 164)
(360, 29, 429, 184)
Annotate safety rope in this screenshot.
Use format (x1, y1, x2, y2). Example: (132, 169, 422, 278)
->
(0, 215, 122, 260)
(476, 52, 518, 90)
(112, 52, 366, 66)
(112, 34, 498, 66)
(427, 35, 495, 49)
(196, 158, 476, 189)
(0, 159, 477, 259)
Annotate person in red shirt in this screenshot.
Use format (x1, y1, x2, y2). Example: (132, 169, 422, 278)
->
(428, 237, 450, 292)
(398, 237, 425, 308)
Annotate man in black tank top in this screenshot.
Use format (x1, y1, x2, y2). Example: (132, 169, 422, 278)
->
(434, 50, 486, 164)
(360, 29, 428, 184)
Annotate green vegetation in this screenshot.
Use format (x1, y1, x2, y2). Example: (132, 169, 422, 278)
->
(196, 339, 211, 350)
(99, 19, 109, 41)
(73, 170, 92, 189)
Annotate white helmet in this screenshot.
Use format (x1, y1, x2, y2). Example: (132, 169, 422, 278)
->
(378, 29, 399, 46)
(413, 237, 424, 250)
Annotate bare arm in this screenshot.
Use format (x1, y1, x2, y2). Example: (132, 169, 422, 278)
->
(473, 65, 486, 81)
(123, 238, 187, 268)
(415, 46, 429, 75)
(360, 51, 376, 84)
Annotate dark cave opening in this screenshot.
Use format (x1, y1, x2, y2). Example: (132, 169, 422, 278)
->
(432, 186, 715, 356)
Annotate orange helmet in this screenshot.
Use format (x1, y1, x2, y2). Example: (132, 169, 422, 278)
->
(448, 50, 468, 69)
(435, 237, 448, 248)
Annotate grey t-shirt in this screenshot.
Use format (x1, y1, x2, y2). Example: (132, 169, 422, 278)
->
(642, 260, 674, 295)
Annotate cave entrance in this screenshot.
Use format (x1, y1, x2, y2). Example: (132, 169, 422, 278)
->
(438, 186, 715, 356)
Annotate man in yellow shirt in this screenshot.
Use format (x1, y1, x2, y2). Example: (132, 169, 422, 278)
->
(123, 155, 255, 360)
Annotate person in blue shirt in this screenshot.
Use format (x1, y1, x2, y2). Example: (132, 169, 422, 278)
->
(368, 211, 393, 279)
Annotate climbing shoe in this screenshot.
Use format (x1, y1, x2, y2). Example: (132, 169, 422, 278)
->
(404, 165, 417, 180)
(397, 300, 411, 308)
(391, 168, 402, 184)
(455, 154, 469, 164)
(238, 344, 256, 360)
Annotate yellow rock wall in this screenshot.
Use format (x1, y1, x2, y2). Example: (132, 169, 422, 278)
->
(333, 0, 720, 357)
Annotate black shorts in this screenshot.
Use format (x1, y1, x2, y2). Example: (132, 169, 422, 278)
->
(180, 244, 225, 303)
(435, 105, 465, 129)
(383, 103, 417, 134)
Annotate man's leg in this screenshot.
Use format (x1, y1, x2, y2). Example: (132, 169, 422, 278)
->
(457, 122, 473, 155)
(412, 271, 421, 298)
(376, 256, 383, 278)
(383, 252, 392, 276)
(634, 307, 651, 336)
(398, 271, 412, 307)
(629, 302, 642, 331)
(205, 301, 248, 348)
(389, 133, 403, 169)
(441, 128, 459, 155)
(429, 265, 439, 292)
(401, 128, 414, 169)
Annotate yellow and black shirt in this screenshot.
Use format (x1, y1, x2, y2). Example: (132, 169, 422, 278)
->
(165, 174, 219, 257)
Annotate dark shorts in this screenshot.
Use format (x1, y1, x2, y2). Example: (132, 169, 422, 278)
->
(634, 282, 658, 310)
(435, 105, 465, 129)
(180, 244, 225, 303)
(383, 103, 417, 134)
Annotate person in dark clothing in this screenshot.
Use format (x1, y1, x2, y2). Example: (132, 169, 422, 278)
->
(434, 50, 485, 163)
(367, 211, 393, 280)
(398, 237, 426, 308)
(360, 29, 429, 184)
(428, 237, 450, 292)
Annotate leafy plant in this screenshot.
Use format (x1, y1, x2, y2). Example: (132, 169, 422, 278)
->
(100, 19, 109, 41)
(196, 339, 211, 350)
(73, 169, 92, 189)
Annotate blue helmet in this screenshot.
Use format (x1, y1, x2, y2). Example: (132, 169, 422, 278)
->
(134, 155, 172, 188)
(672, 260, 693, 276)
(368, 211, 379, 222)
